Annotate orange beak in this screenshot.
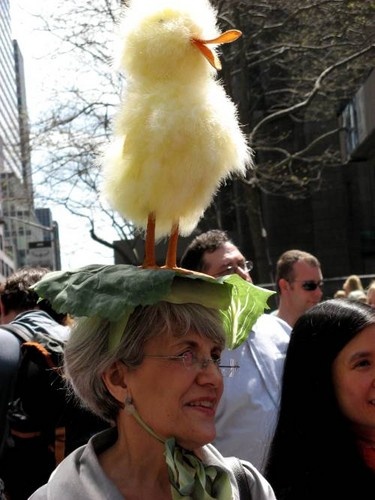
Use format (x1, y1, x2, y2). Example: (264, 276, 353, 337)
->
(191, 29, 242, 70)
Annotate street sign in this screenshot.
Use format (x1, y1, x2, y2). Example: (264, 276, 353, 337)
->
(27, 241, 55, 268)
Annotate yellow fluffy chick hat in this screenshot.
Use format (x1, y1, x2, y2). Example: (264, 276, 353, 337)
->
(102, 0, 253, 268)
(33, 0, 274, 350)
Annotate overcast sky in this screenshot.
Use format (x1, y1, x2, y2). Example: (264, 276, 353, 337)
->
(10, 1, 117, 270)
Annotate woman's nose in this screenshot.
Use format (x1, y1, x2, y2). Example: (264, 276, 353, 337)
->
(196, 360, 222, 385)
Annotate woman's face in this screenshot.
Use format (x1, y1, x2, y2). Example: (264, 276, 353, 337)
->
(333, 325, 375, 439)
(127, 330, 224, 450)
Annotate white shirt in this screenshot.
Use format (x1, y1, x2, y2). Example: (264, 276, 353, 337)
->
(214, 313, 291, 471)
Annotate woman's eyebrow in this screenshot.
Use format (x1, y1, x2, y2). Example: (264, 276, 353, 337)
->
(171, 338, 221, 350)
(349, 351, 372, 362)
(170, 338, 198, 348)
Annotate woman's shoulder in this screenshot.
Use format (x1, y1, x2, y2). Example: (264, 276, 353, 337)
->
(230, 458, 277, 499)
(28, 445, 87, 499)
(29, 429, 121, 499)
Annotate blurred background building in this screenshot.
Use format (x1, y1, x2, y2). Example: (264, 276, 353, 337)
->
(0, 0, 61, 280)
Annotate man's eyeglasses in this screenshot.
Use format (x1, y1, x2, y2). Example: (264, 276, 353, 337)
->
(292, 280, 324, 291)
(144, 351, 239, 377)
(214, 260, 253, 278)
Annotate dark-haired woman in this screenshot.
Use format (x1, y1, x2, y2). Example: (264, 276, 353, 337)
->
(265, 299, 375, 499)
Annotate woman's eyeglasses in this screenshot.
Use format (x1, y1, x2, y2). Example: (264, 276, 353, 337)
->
(292, 280, 324, 291)
(214, 260, 253, 278)
(145, 351, 239, 377)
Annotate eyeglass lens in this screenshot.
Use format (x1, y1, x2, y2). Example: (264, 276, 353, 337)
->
(225, 260, 253, 274)
(182, 352, 239, 377)
(145, 352, 239, 377)
(240, 260, 253, 272)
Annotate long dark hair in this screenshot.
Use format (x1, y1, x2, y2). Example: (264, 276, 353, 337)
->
(265, 299, 375, 499)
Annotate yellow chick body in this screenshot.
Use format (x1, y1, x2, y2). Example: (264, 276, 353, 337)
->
(102, 0, 252, 264)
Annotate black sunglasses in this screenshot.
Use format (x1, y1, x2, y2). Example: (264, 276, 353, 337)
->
(292, 280, 324, 291)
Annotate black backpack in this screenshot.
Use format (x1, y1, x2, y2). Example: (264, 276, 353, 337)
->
(0, 323, 108, 500)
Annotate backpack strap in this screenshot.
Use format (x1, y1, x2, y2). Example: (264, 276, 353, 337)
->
(21, 341, 56, 369)
(226, 457, 252, 500)
(54, 426, 66, 464)
(0, 323, 35, 343)
(4, 323, 67, 467)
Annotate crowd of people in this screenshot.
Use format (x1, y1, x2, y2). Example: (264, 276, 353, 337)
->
(0, 235, 374, 498)
(334, 274, 375, 306)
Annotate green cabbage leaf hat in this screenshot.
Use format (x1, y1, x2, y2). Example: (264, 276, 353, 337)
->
(32, 264, 274, 350)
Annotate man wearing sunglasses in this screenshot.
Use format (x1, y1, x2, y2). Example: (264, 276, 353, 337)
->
(274, 249, 324, 327)
(181, 236, 323, 472)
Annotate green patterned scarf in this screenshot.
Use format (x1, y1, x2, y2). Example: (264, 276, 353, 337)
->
(165, 438, 232, 500)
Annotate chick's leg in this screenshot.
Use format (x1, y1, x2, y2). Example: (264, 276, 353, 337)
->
(143, 212, 156, 268)
(165, 222, 179, 269)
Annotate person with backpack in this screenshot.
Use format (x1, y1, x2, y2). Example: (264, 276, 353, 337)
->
(0, 266, 107, 500)
(0, 266, 70, 499)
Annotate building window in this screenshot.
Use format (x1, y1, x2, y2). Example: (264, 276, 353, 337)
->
(342, 100, 359, 157)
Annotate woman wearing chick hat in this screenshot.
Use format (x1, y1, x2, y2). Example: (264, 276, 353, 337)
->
(28, 265, 275, 499)
(27, 0, 276, 495)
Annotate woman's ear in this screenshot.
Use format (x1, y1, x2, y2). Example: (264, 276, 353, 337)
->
(102, 361, 128, 404)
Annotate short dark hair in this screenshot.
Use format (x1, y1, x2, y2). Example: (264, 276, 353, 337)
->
(180, 230, 231, 272)
(0, 266, 67, 324)
(275, 249, 321, 292)
(0, 267, 50, 313)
